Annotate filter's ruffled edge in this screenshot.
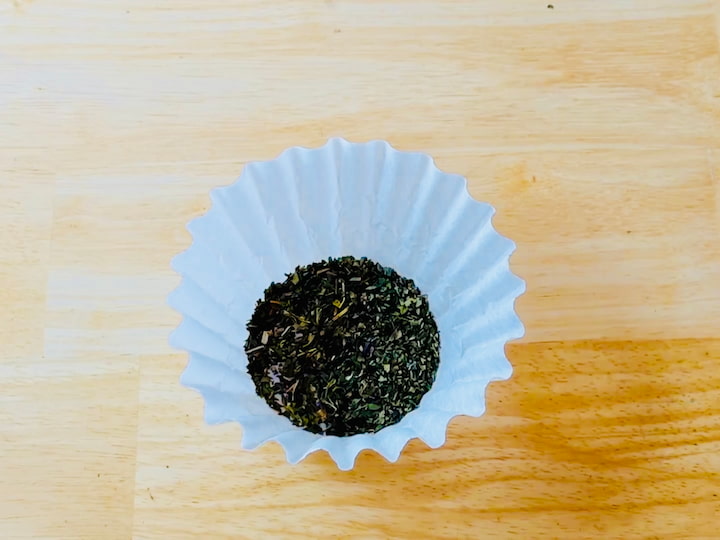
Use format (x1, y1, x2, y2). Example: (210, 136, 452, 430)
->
(168, 137, 525, 471)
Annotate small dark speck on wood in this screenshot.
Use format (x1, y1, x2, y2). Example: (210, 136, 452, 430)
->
(547, 4, 554, 8)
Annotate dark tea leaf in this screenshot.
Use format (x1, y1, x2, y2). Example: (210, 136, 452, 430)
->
(245, 256, 440, 436)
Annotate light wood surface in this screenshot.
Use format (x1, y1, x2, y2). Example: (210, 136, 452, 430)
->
(2, 1, 720, 538)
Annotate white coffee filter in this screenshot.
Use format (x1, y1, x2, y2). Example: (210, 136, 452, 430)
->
(169, 138, 525, 471)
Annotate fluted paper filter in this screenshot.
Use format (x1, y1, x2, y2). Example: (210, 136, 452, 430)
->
(169, 138, 524, 470)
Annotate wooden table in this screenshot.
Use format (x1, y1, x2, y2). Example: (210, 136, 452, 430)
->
(2, 1, 720, 538)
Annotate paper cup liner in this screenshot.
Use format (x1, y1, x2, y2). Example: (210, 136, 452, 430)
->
(169, 138, 525, 470)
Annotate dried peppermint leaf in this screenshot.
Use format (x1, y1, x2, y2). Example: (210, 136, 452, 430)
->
(245, 256, 440, 436)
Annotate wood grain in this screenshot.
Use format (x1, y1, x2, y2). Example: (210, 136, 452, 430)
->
(2, 0, 720, 538)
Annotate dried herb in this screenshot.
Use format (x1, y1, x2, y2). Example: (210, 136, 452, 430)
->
(245, 256, 440, 436)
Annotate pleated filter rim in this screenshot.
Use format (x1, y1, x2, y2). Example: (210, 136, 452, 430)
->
(169, 138, 525, 471)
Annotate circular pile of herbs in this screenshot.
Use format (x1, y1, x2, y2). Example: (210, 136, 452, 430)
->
(245, 256, 440, 436)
